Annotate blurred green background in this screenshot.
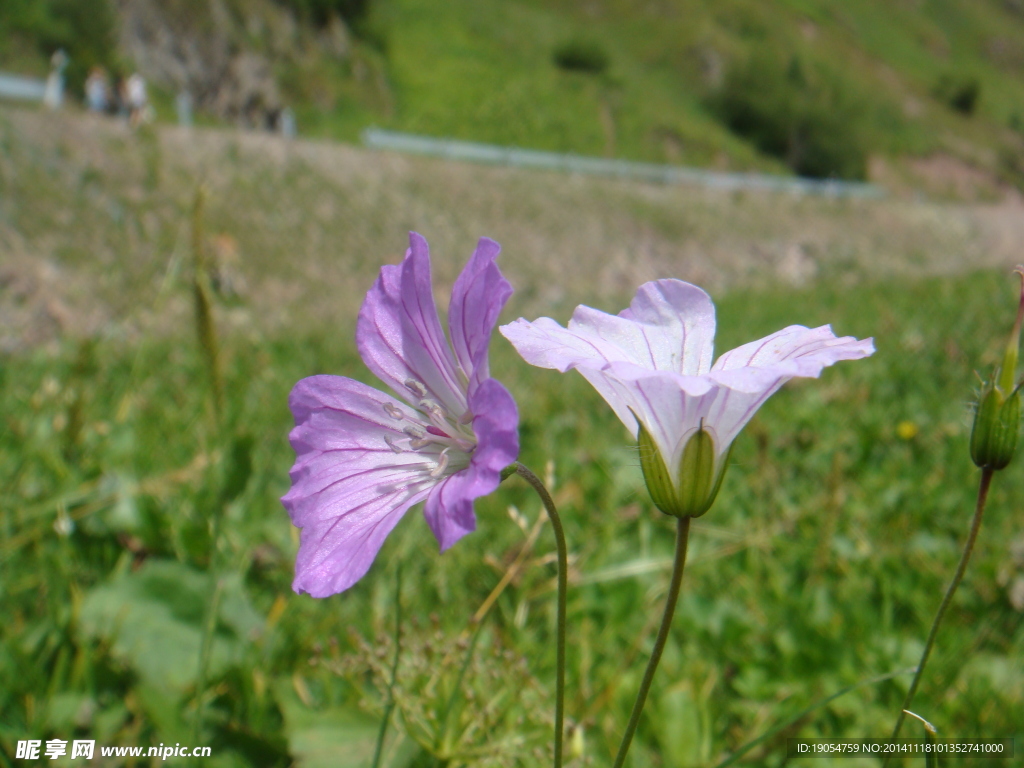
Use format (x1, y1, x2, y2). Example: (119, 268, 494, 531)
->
(2, 1, 1023, 766)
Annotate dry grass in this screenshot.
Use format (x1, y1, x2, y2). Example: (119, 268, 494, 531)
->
(3, 104, 1023, 353)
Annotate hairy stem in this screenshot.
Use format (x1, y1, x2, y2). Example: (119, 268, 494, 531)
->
(884, 468, 994, 761)
(613, 516, 691, 768)
(514, 462, 568, 768)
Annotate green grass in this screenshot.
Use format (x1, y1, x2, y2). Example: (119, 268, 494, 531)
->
(3, 248, 1024, 766)
(1, 106, 1022, 766)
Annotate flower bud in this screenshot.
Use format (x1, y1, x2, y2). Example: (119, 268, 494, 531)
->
(970, 380, 1020, 470)
(637, 419, 730, 518)
(970, 266, 1024, 470)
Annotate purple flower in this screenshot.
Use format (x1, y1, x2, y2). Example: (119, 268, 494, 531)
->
(501, 280, 873, 517)
(283, 233, 519, 596)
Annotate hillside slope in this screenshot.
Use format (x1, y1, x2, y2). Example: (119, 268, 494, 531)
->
(2, 0, 1023, 187)
(2, 105, 1023, 355)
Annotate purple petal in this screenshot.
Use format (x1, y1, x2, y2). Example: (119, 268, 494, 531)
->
(500, 279, 715, 378)
(579, 367, 722, 468)
(423, 377, 519, 551)
(614, 280, 716, 374)
(283, 375, 438, 596)
(289, 471, 431, 597)
(710, 325, 875, 392)
(357, 233, 467, 415)
(499, 316, 638, 373)
(448, 237, 512, 395)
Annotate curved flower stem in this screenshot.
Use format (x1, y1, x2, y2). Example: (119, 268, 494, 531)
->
(613, 516, 692, 768)
(513, 462, 568, 768)
(884, 468, 994, 763)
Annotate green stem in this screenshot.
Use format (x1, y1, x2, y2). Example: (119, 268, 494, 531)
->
(612, 516, 691, 768)
(372, 566, 402, 768)
(514, 462, 568, 768)
(192, 575, 225, 743)
(884, 468, 994, 762)
(435, 614, 486, 755)
(192, 457, 227, 744)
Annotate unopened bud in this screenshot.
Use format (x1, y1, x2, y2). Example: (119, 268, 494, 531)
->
(637, 419, 730, 518)
(970, 267, 1024, 470)
(971, 381, 1020, 470)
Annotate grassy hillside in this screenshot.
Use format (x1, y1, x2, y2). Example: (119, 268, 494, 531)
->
(3, 0, 1023, 184)
(309, 0, 1024, 183)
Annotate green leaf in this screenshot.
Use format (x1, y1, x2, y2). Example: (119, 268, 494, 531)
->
(274, 681, 420, 768)
(78, 559, 262, 693)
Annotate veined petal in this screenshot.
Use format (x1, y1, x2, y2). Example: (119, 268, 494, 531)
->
(499, 316, 639, 373)
(290, 474, 431, 597)
(500, 280, 715, 377)
(357, 233, 467, 415)
(711, 325, 874, 385)
(589, 367, 724, 469)
(284, 375, 440, 596)
(423, 377, 519, 551)
(608, 279, 716, 374)
(448, 237, 512, 395)
(287, 375, 423, 453)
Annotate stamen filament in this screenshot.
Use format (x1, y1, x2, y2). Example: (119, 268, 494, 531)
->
(429, 449, 451, 478)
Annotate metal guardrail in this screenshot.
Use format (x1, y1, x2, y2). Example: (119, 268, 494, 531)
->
(362, 128, 884, 198)
(0, 73, 47, 102)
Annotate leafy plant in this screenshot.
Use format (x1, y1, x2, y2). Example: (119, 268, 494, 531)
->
(933, 73, 981, 116)
(552, 39, 609, 76)
(710, 52, 868, 179)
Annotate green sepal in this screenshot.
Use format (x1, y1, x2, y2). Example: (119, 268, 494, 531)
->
(637, 418, 679, 517)
(677, 427, 716, 517)
(688, 440, 732, 519)
(635, 415, 730, 518)
(970, 381, 1021, 470)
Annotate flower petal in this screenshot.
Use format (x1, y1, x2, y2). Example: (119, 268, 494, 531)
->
(580, 367, 723, 468)
(499, 316, 637, 373)
(610, 279, 716, 374)
(423, 377, 519, 551)
(448, 237, 512, 394)
(290, 470, 431, 597)
(698, 325, 874, 448)
(710, 325, 876, 392)
(357, 233, 467, 415)
(506, 279, 715, 375)
(283, 375, 438, 596)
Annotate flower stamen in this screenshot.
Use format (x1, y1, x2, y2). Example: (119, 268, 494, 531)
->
(405, 378, 428, 398)
(383, 402, 405, 420)
(429, 448, 451, 478)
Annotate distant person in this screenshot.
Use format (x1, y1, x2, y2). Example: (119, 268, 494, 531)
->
(126, 73, 148, 128)
(85, 67, 110, 113)
(42, 49, 68, 110)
